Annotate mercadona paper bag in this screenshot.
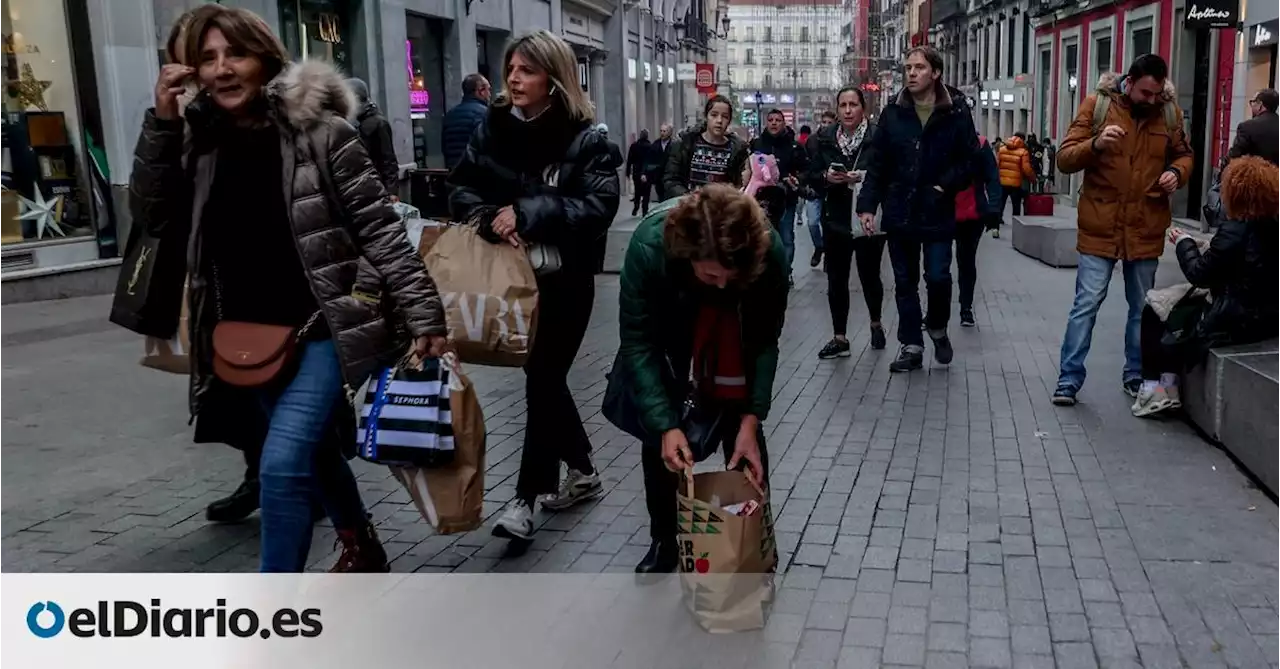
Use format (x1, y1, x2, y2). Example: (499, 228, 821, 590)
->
(676, 470, 778, 633)
(422, 225, 538, 368)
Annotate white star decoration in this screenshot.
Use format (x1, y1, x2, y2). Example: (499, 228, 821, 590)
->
(17, 188, 65, 239)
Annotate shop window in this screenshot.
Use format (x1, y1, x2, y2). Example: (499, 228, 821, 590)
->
(407, 12, 447, 169)
(1038, 48, 1051, 138)
(1095, 35, 1112, 80)
(2, 0, 107, 249)
(1132, 26, 1153, 58)
(279, 0, 354, 72)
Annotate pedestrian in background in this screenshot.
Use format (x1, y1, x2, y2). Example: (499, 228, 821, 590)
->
(856, 46, 980, 373)
(807, 86, 888, 358)
(626, 128, 653, 215)
(1050, 54, 1194, 406)
(953, 133, 1002, 327)
(346, 77, 400, 198)
(750, 108, 807, 284)
(137, 5, 447, 572)
(802, 110, 837, 268)
(663, 95, 749, 197)
(617, 184, 786, 573)
(996, 132, 1035, 218)
(442, 73, 491, 170)
(1228, 88, 1277, 164)
(597, 123, 624, 170)
(651, 123, 675, 201)
(448, 30, 620, 541)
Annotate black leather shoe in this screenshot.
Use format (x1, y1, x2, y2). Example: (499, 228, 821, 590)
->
(635, 540, 678, 574)
(205, 480, 259, 523)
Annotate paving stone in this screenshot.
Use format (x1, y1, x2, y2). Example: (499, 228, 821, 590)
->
(969, 636, 1013, 668)
(850, 591, 892, 619)
(970, 609, 1011, 637)
(1054, 642, 1101, 669)
(881, 633, 926, 666)
(836, 646, 882, 669)
(927, 622, 968, 652)
(1049, 613, 1092, 642)
(843, 616, 887, 647)
(888, 606, 929, 634)
(1010, 624, 1052, 655)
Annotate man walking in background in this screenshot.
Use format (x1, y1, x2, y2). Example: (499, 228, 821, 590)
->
(996, 132, 1035, 218)
(1229, 88, 1277, 164)
(651, 123, 675, 201)
(856, 46, 980, 373)
(751, 108, 807, 283)
(625, 129, 654, 215)
(346, 78, 400, 197)
(442, 73, 490, 170)
(1050, 54, 1194, 406)
(803, 110, 837, 268)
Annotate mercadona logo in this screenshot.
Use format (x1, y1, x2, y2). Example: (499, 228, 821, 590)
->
(26, 599, 321, 639)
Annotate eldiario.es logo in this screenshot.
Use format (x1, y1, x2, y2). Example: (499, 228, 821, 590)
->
(26, 599, 322, 639)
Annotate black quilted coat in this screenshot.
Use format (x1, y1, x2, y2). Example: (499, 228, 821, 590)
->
(129, 60, 445, 449)
(447, 99, 620, 274)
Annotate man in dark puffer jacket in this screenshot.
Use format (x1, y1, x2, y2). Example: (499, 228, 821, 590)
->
(346, 78, 400, 197)
(442, 74, 490, 170)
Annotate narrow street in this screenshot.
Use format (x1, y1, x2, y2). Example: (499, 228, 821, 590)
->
(3, 224, 1275, 668)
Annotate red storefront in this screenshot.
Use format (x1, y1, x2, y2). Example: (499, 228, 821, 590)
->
(1033, 0, 1237, 217)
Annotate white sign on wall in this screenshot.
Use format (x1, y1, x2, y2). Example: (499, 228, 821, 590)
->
(628, 58, 637, 79)
(644, 62, 652, 81)
(656, 65, 664, 82)
(676, 63, 696, 81)
(667, 67, 675, 85)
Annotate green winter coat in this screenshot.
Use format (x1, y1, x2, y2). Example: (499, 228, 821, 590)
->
(616, 212, 789, 435)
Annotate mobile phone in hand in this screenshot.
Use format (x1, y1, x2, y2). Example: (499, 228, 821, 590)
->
(828, 163, 847, 173)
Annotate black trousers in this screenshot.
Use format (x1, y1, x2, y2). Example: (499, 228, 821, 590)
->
(954, 219, 984, 311)
(825, 234, 886, 335)
(1001, 187, 1025, 217)
(631, 177, 651, 215)
(642, 411, 770, 544)
(516, 271, 596, 501)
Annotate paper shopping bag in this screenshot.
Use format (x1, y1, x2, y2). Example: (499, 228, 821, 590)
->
(388, 355, 486, 535)
(140, 279, 190, 374)
(676, 470, 778, 633)
(422, 225, 538, 368)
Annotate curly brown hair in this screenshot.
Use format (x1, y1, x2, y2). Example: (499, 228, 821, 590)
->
(662, 184, 773, 283)
(1221, 155, 1278, 222)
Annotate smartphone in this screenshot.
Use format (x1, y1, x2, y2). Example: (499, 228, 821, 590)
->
(828, 162, 847, 173)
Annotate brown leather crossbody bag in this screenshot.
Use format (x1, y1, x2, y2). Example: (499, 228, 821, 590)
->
(209, 265, 322, 388)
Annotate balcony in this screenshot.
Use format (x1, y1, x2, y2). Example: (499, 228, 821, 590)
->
(1029, 0, 1073, 18)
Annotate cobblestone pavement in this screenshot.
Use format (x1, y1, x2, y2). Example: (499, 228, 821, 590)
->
(4, 224, 1276, 668)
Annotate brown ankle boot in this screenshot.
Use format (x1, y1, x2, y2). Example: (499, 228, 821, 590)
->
(330, 522, 389, 572)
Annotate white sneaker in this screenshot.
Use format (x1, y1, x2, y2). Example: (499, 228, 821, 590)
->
(493, 500, 534, 540)
(1131, 385, 1178, 418)
(541, 468, 604, 511)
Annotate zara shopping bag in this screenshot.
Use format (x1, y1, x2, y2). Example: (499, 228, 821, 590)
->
(421, 225, 539, 368)
(379, 354, 487, 534)
(676, 470, 778, 633)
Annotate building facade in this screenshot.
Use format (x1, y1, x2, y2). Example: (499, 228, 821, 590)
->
(2, 0, 711, 287)
(1029, 0, 1238, 216)
(723, 0, 844, 130)
(932, 0, 1035, 141)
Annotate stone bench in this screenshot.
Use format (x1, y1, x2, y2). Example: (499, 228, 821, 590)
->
(1183, 339, 1279, 495)
(1012, 207, 1079, 268)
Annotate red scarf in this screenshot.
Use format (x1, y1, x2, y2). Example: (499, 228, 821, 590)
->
(691, 303, 747, 401)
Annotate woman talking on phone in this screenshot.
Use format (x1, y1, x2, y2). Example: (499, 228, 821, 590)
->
(131, 5, 446, 572)
(805, 86, 888, 359)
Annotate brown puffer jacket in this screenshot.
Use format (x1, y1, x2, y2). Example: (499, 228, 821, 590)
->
(996, 136, 1034, 188)
(1056, 72, 1195, 260)
(129, 60, 445, 444)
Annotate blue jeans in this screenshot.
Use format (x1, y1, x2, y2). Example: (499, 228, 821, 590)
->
(804, 198, 823, 252)
(1057, 253, 1158, 391)
(257, 339, 367, 572)
(888, 237, 954, 347)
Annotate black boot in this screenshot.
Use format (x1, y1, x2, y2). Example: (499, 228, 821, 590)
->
(205, 480, 259, 523)
(635, 539, 679, 574)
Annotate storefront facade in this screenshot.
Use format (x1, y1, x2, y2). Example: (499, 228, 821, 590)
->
(1032, 0, 1237, 214)
(1230, 2, 1278, 151)
(2, 0, 118, 278)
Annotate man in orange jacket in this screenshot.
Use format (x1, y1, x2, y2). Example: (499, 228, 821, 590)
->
(996, 133, 1035, 217)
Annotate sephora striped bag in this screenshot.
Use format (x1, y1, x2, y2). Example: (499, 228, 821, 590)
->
(355, 356, 457, 467)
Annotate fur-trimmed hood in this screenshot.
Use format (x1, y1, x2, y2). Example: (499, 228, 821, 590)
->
(183, 59, 357, 134)
(1221, 155, 1279, 221)
(1096, 71, 1177, 104)
(265, 59, 358, 129)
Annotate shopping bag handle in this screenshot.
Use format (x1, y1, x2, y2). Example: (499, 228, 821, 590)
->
(682, 467, 695, 501)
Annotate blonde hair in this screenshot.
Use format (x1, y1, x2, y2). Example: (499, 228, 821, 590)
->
(494, 30, 594, 123)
